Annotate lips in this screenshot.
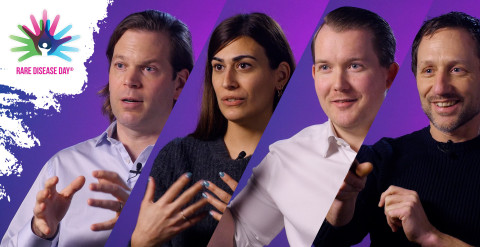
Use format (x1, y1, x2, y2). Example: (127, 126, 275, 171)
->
(221, 95, 245, 106)
(332, 98, 357, 103)
(122, 97, 143, 103)
(433, 100, 458, 108)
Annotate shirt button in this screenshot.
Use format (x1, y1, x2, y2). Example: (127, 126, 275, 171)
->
(336, 140, 342, 146)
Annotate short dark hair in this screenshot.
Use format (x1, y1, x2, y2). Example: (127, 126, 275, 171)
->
(311, 6, 396, 68)
(99, 10, 193, 122)
(411, 11, 480, 75)
(191, 13, 295, 141)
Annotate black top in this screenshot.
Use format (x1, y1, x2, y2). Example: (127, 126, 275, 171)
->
(150, 136, 251, 247)
(314, 127, 480, 246)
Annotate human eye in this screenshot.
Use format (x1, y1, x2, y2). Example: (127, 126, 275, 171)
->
(317, 64, 330, 72)
(451, 67, 467, 75)
(212, 63, 224, 71)
(421, 67, 434, 76)
(114, 62, 125, 70)
(349, 63, 363, 70)
(143, 66, 157, 73)
(237, 62, 252, 70)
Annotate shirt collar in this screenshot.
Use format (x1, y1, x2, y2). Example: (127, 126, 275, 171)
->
(95, 121, 117, 146)
(318, 119, 351, 157)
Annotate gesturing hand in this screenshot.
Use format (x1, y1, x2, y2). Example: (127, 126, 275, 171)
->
(131, 173, 208, 247)
(88, 170, 131, 231)
(326, 161, 373, 226)
(202, 172, 238, 221)
(32, 176, 85, 239)
(379, 185, 439, 244)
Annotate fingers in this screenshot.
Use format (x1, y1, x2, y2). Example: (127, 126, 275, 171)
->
(384, 202, 410, 232)
(36, 188, 51, 204)
(61, 176, 86, 198)
(218, 172, 238, 192)
(143, 177, 156, 204)
(160, 173, 192, 204)
(87, 198, 122, 212)
(89, 182, 129, 202)
(170, 180, 204, 210)
(203, 181, 232, 203)
(379, 185, 403, 207)
(92, 170, 130, 191)
(355, 162, 373, 178)
(44, 176, 59, 191)
(379, 186, 419, 233)
(209, 210, 222, 221)
(202, 192, 227, 213)
(175, 212, 208, 231)
(90, 217, 117, 231)
(178, 197, 208, 221)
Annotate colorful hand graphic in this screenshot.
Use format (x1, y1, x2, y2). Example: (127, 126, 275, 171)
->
(10, 10, 79, 62)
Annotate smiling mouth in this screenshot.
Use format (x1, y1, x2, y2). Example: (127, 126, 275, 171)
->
(434, 100, 458, 107)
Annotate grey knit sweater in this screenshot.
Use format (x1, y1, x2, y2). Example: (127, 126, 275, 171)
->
(150, 135, 251, 247)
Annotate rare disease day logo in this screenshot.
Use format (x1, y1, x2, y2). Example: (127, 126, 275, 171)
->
(10, 9, 80, 62)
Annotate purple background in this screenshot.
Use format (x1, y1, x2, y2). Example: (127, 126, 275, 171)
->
(107, 0, 329, 245)
(0, 0, 223, 241)
(356, 0, 480, 246)
(2, 0, 480, 246)
(226, 0, 434, 246)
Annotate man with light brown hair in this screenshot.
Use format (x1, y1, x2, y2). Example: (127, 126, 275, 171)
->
(2, 10, 192, 246)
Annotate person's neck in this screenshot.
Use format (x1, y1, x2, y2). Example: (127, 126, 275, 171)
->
(331, 122, 369, 152)
(223, 116, 269, 160)
(115, 123, 161, 162)
(430, 114, 480, 143)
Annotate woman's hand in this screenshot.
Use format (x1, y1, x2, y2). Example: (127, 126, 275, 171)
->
(131, 173, 208, 247)
(202, 172, 238, 221)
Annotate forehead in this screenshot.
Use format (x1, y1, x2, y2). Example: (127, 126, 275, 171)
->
(417, 27, 478, 64)
(314, 25, 376, 62)
(214, 36, 267, 60)
(113, 29, 171, 63)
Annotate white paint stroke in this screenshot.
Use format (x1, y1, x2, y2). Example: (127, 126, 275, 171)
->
(0, 0, 113, 201)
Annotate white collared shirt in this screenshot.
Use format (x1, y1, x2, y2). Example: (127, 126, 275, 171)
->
(231, 120, 357, 247)
(1, 122, 153, 247)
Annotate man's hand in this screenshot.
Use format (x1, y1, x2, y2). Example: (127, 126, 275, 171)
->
(203, 172, 238, 221)
(379, 186, 474, 247)
(32, 176, 85, 239)
(326, 161, 373, 226)
(131, 173, 208, 247)
(87, 170, 131, 231)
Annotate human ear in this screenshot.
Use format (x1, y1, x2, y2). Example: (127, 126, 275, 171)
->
(275, 61, 291, 91)
(173, 68, 189, 100)
(386, 62, 399, 89)
(312, 64, 316, 80)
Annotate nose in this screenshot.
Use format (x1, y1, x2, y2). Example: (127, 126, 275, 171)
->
(222, 67, 239, 90)
(432, 70, 452, 95)
(124, 68, 141, 88)
(333, 69, 350, 92)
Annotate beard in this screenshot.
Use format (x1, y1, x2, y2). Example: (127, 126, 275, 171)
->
(422, 93, 480, 133)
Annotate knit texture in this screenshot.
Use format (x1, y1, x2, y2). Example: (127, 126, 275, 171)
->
(150, 136, 251, 247)
(314, 127, 480, 246)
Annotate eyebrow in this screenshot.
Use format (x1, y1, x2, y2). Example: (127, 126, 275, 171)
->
(314, 57, 365, 64)
(419, 59, 469, 65)
(212, 55, 257, 63)
(112, 55, 161, 65)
